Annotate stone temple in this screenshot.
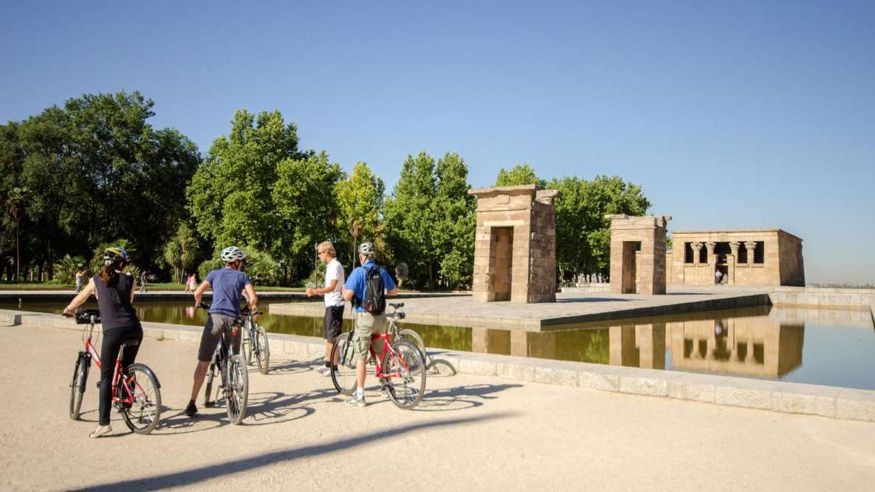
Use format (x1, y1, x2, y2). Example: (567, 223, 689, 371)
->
(469, 185, 558, 303)
(668, 229, 805, 287)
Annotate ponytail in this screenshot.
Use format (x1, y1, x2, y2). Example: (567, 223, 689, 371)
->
(99, 262, 122, 286)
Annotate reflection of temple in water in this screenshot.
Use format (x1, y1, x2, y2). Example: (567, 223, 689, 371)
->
(470, 308, 813, 378)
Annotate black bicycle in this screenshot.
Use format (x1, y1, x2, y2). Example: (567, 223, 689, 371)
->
(199, 303, 248, 425)
(241, 306, 270, 374)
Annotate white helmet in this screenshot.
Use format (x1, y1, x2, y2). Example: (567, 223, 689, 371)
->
(358, 242, 375, 257)
(220, 246, 246, 263)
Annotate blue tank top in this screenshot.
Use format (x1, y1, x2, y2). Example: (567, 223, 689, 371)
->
(92, 273, 141, 330)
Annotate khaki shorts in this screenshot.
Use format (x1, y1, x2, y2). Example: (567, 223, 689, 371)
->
(352, 311, 387, 361)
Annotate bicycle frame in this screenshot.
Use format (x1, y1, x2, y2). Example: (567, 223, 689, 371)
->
(78, 315, 138, 406)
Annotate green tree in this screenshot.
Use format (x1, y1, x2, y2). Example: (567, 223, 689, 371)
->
(163, 223, 199, 284)
(384, 152, 439, 288)
(495, 163, 545, 187)
(188, 110, 313, 275)
(271, 151, 344, 281)
(336, 161, 385, 264)
(1, 91, 199, 280)
(548, 175, 650, 282)
(433, 153, 475, 287)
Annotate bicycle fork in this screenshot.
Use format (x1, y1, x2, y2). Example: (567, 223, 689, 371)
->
(75, 352, 92, 391)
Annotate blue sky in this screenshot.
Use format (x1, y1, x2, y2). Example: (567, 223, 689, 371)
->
(2, 1, 873, 283)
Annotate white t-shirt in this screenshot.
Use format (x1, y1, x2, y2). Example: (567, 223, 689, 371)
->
(324, 258, 345, 307)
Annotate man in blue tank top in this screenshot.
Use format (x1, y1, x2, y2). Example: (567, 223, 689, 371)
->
(184, 246, 258, 418)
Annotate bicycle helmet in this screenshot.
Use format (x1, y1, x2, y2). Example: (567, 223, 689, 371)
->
(103, 246, 129, 266)
(220, 246, 247, 263)
(357, 242, 375, 257)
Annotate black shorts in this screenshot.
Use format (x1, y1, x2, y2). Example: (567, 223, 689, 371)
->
(323, 305, 344, 341)
(197, 313, 241, 362)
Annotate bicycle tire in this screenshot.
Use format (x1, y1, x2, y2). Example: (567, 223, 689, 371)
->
(227, 354, 248, 424)
(255, 326, 270, 374)
(427, 358, 457, 376)
(69, 354, 88, 420)
(120, 363, 162, 434)
(385, 339, 426, 409)
(204, 362, 216, 408)
(330, 332, 357, 395)
(398, 328, 429, 365)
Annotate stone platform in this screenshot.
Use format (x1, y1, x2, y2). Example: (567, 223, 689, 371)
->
(268, 286, 771, 331)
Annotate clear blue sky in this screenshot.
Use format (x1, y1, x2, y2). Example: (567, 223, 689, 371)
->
(2, 0, 873, 284)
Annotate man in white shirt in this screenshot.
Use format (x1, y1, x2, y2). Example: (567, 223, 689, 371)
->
(306, 241, 346, 375)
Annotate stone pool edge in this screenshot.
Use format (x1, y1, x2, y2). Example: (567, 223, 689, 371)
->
(4, 309, 873, 424)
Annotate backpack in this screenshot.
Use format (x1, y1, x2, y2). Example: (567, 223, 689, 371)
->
(362, 265, 386, 315)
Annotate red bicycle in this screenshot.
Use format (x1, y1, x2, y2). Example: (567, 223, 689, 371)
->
(67, 309, 162, 434)
(329, 303, 426, 409)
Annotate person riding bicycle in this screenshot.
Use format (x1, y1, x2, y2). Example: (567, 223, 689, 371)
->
(63, 247, 143, 438)
(341, 242, 398, 408)
(184, 246, 258, 417)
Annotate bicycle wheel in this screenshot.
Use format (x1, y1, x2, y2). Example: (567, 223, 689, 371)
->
(427, 358, 457, 376)
(398, 328, 427, 360)
(254, 326, 270, 374)
(384, 339, 426, 409)
(69, 354, 89, 420)
(120, 363, 162, 434)
(330, 332, 357, 395)
(204, 362, 217, 407)
(226, 354, 248, 424)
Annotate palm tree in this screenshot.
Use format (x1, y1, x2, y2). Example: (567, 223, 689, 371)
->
(7, 187, 30, 282)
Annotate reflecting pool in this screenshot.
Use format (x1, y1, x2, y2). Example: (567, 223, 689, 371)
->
(5, 300, 874, 390)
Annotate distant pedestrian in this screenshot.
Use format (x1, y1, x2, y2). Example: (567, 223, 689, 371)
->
(187, 273, 198, 293)
(306, 241, 345, 376)
(139, 270, 148, 293)
(715, 269, 724, 285)
(74, 265, 85, 293)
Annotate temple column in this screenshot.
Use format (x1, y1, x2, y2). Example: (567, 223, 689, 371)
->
(744, 241, 757, 264)
(728, 242, 740, 284)
(692, 242, 703, 265)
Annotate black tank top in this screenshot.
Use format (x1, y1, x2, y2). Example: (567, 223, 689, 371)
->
(92, 273, 141, 330)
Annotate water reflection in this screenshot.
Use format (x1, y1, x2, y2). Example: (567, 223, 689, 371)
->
(3, 300, 874, 388)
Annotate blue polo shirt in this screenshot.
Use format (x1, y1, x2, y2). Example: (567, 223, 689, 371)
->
(344, 260, 397, 313)
(205, 267, 252, 317)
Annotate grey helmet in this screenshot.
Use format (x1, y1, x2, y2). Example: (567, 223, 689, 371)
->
(357, 242, 375, 257)
(220, 246, 246, 263)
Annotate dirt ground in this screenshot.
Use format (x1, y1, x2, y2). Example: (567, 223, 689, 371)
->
(1, 322, 874, 491)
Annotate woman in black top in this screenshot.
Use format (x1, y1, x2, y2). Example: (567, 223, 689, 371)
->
(64, 247, 143, 438)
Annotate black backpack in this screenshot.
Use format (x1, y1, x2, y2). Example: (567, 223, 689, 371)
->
(363, 265, 386, 315)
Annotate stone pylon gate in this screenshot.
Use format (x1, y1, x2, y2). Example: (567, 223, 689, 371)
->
(607, 214, 671, 295)
(469, 185, 559, 303)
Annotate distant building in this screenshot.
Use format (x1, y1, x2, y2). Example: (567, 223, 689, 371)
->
(668, 229, 804, 287)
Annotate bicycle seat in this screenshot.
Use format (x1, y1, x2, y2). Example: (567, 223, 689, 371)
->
(389, 302, 404, 309)
(75, 309, 101, 324)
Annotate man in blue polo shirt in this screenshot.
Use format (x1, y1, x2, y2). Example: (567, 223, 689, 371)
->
(341, 242, 398, 408)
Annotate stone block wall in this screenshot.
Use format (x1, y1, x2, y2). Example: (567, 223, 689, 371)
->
(608, 215, 671, 295)
(469, 185, 558, 303)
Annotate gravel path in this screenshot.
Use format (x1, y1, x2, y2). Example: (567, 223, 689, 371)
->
(1, 323, 873, 491)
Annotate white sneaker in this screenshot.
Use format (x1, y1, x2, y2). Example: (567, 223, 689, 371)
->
(89, 424, 112, 438)
(345, 395, 366, 408)
(316, 366, 331, 376)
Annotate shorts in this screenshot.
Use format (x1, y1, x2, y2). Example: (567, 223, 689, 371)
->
(352, 311, 387, 362)
(323, 305, 344, 341)
(197, 313, 241, 362)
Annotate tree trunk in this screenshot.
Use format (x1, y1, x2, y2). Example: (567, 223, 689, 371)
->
(15, 220, 20, 282)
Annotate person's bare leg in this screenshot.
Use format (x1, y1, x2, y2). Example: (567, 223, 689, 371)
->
(189, 361, 209, 402)
(356, 357, 367, 388)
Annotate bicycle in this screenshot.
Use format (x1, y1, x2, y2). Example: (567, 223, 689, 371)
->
(66, 309, 162, 434)
(199, 303, 249, 424)
(330, 302, 427, 409)
(240, 306, 270, 374)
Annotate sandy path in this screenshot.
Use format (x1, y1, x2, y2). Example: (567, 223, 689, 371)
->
(1, 323, 873, 491)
